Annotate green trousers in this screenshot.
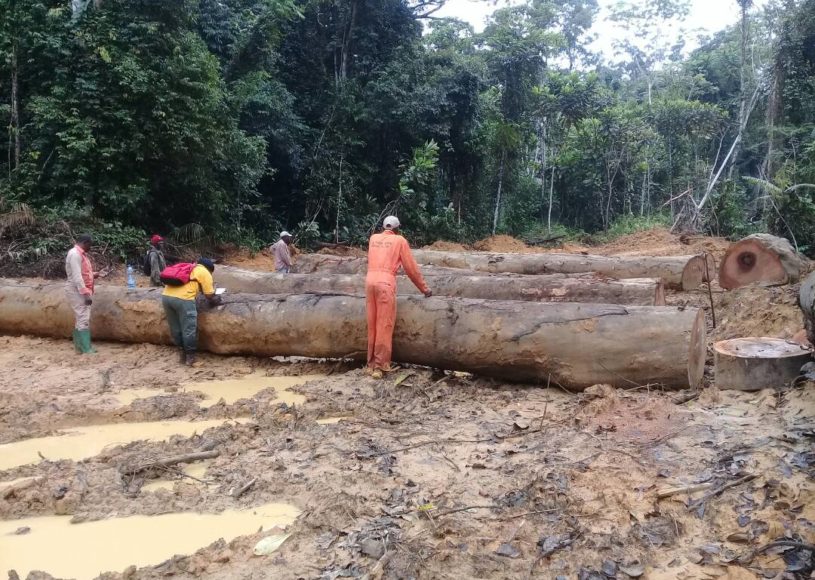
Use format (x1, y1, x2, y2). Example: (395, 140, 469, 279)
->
(161, 295, 198, 353)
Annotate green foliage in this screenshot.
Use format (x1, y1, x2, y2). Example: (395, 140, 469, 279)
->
(0, 200, 145, 277)
(594, 213, 673, 243)
(0, 0, 813, 256)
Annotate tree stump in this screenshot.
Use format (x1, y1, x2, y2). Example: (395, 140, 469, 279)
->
(719, 234, 808, 290)
(714, 337, 813, 391)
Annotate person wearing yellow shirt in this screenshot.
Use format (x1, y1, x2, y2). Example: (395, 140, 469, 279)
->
(161, 258, 221, 366)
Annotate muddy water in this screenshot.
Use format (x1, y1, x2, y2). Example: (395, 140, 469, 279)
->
(184, 373, 322, 407)
(0, 502, 300, 579)
(115, 374, 323, 408)
(0, 419, 247, 471)
(114, 388, 168, 406)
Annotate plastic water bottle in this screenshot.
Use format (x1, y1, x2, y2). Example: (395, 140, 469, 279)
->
(126, 265, 136, 290)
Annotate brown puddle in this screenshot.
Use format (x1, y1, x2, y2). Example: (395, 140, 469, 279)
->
(0, 502, 300, 579)
(115, 373, 324, 408)
(0, 419, 247, 471)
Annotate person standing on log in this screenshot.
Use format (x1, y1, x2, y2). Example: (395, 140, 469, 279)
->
(366, 216, 432, 379)
(65, 233, 100, 354)
(270, 232, 294, 273)
(161, 258, 221, 367)
(147, 234, 167, 287)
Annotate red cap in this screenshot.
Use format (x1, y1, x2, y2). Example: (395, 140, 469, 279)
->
(151, 234, 164, 244)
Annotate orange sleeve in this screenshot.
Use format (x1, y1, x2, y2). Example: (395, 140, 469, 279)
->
(399, 238, 430, 294)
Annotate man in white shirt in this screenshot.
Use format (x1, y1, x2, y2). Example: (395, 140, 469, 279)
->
(65, 234, 99, 354)
(270, 231, 294, 273)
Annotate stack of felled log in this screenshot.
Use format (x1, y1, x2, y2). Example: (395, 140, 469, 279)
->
(0, 242, 719, 391)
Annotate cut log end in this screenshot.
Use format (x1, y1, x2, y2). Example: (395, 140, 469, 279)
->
(680, 254, 716, 290)
(688, 309, 707, 389)
(714, 337, 813, 391)
(719, 234, 806, 290)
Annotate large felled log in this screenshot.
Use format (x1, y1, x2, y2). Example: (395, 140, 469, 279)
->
(714, 337, 813, 391)
(719, 234, 808, 290)
(295, 251, 714, 290)
(217, 266, 666, 306)
(0, 280, 705, 389)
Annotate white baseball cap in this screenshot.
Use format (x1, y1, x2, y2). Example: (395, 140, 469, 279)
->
(383, 216, 400, 230)
(280, 231, 292, 238)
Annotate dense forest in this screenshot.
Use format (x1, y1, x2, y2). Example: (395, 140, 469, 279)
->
(1, 0, 814, 259)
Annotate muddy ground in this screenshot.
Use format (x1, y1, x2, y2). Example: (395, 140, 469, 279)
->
(1, 229, 814, 579)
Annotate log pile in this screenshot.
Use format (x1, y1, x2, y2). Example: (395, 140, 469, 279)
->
(719, 234, 808, 290)
(296, 251, 715, 290)
(0, 280, 705, 389)
(217, 266, 666, 306)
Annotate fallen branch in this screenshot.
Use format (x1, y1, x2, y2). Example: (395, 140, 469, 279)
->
(231, 477, 257, 498)
(656, 483, 713, 500)
(361, 550, 394, 580)
(737, 539, 815, 565)
(703, 252, 717, 328)
(1, 477, 39, 499)
(373, 437, 494, 456)
(688, 474, 756, 509)
(125, 449, 219, 474)
(432, 504, 498, 517)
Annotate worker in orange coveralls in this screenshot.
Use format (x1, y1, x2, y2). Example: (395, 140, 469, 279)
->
(366, 216, 432, 379)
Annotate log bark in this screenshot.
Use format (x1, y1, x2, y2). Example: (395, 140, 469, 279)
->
(719, 234, 808, 290)
(0, 280, 705, 389)
(800, 271, 815, 346)
(295, 251, 714, 290)
(217, 266, 666, 306)
(713, 337, 813, 391)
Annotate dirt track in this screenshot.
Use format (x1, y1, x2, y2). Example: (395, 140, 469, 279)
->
(1, 229, 814, 579)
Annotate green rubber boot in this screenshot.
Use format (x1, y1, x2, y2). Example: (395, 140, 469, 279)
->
(72, 329, 82, 354)
(77, 329, 97, 354)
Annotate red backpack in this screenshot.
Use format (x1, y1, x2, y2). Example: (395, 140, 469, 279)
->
(160, 263, 196, 286)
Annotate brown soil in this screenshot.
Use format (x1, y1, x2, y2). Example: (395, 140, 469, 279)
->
(664, 281, 806, 343)
(471, 235, 529, 253)
(423, 240, 469, 252)
(220, 247, 277, 271)
(1, 336, 813, 579)
(316, 245, 366, 258)
(593, 228, 731, 260)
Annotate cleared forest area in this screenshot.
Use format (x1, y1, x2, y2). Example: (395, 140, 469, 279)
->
(0, 229, 813, 579)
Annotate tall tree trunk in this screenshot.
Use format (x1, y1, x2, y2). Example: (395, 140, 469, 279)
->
(547, 164, 555, 233)
(339, 0, 358, 83)
(540, 120, 547, 224)
(763, 62, 783, 180)
(729, 0, 752, 178)
(640, 168, 648, 216)
(335, 155, 343, 243)
(492, 150, 506, 236)
(10, 45, 20, 171)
